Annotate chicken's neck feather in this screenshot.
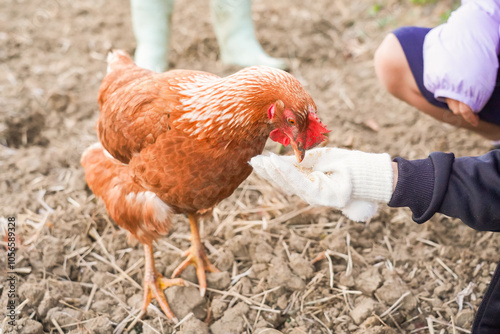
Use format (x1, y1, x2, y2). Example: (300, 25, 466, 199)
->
(172, 67, 307, 144)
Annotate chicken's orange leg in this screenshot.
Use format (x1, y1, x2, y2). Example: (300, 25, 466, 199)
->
(172, 214, 220, 296)
(142, 243, 185, 322)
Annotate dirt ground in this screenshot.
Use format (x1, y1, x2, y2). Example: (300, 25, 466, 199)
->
(1, 0, 498, 333)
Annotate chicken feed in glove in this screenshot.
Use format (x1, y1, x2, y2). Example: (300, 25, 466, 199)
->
(251, 147, 394, 222)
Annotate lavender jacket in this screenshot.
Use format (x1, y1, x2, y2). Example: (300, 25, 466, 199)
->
(423, 0, 500, 112)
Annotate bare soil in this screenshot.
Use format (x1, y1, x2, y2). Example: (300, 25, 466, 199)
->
(1, 0, 497, 333)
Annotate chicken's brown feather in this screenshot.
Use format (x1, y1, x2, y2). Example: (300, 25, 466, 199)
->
(81, 143, 171, 243)
(97, 53, 219, 164)
(97, 70, 169, 163)
(129, 126, 268, 214)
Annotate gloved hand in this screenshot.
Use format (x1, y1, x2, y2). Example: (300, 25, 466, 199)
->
(250, 147, 394, 222)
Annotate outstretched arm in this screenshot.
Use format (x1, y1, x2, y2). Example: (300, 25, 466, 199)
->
(251, 147, 395, 222)
(252, 148, 500, 229)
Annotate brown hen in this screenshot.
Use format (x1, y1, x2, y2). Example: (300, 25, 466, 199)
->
(81, 50, 329, 321)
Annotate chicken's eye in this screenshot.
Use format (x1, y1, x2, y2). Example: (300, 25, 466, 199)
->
(287, 118, 296, 126)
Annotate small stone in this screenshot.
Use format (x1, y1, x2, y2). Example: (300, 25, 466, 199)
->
(207, 271, 231, 291)
(211, 298, 228, 320)
(179, 316, 209, 334)
(91, 300, 114, 314)
(276, 294, 288, 309)
(240, 277, 253, 295)
(355, 267, 381, 294)
(289, 253, 314, 280)
(252, 241, 274, 263)
(83, 316, 113, 334)
(127, 294, 143, 309)
(363, 118, 380, 132)
(289, 233, 308, 253)
(91, 272, 115, 286)
(38, 291, 58, 318)
(338, 273, 355, 288)
(210, 302, 249, 334)
(48, 280, 84, 299)
(361, 316, 381, 328)
(250, 263, 269, 280)
(42, 244, 64, 268)
(433, 283, 452, 299)
(455, 309, 475, 328)
(350, 297, 378, 325)
(178, 265, 198, 284)
(15, 319, 43, 334)
(320, 231, 348, 253)
(47, 307, 83, 330)
(213, 248, 234, 272)
(19, 282, 45, 307)
(165, 286, 207, 320)
(261, 312, 284, 328)
(224, 235, 249, 258)
(48, 92, 70, 112)
(375, 275, 416, 311)
(268, 257, 305, 291)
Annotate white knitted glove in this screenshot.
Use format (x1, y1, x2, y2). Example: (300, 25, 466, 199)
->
(250, 147, 394, 222)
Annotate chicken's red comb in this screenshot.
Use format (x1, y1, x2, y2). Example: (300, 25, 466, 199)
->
(304, 112, 330, 149)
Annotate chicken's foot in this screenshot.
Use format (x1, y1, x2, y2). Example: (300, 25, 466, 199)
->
(172, 214, 220, 297)
(142, 243, 184, 322)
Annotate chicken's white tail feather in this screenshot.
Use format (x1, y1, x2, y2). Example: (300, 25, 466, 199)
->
(107, 50, 130, 73)
(81, 142, 103, 161)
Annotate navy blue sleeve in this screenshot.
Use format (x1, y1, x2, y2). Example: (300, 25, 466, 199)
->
(388, 150, 500, 231)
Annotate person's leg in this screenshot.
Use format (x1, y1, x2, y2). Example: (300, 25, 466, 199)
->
(374, 33, 500, 141)
(131, 0, 174, 72)
(210, 0, 288, 70)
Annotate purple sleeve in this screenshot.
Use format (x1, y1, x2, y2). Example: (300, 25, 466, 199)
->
(423, 0, 500, 112)
(388, 150, 500, 231)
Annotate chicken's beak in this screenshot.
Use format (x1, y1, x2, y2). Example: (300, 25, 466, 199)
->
(290, 139, 305, 163)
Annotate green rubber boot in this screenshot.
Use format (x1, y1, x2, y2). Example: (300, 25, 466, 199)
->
(130, 0, 174, 72)
(211, 0, 288, 69)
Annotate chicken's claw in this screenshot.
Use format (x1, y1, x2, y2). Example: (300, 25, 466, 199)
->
(142, 243, 185, 322)
(172, 243, 220, 297)
(172, 214, 220, 297)
(142, 273, 185, 322)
